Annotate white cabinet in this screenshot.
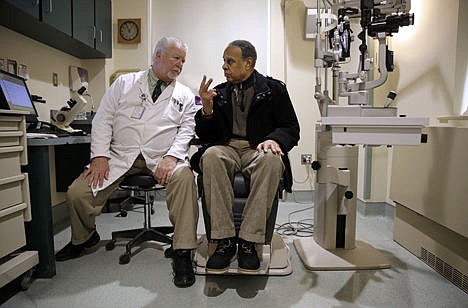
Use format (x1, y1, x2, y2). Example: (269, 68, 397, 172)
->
(0, 110, 38, 289)
(391, 127, 468, 293)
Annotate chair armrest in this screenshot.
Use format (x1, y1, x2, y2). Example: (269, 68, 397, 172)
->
(189, 137, 202, 146)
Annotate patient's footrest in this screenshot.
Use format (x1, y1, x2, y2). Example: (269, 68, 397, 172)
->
(193, 233, 292, 276)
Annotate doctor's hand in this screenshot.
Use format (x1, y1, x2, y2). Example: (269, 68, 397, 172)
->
(154, 155, 178, 186)
(257, 139, 284, 156)
(199, 75, 217, 115)
(83, 156, 110, 189)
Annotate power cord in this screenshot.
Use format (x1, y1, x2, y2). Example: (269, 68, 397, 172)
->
(293, 164, 311, 184)
(286, 190, 315, 204)
(275, 206, 314, 237)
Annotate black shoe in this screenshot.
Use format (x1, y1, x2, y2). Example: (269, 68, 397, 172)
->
(55, 231, 100, 262)
(83, 230, 100, 248)
(237, 239, 260, 273)
(172, 249, 195, 288)
(206, 237, 237, 274)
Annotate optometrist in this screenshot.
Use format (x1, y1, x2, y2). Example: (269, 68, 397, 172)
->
(55, 36, 199, 288)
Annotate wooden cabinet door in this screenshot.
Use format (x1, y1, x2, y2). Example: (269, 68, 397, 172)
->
(73, 0, 95, 48)
(42, 0, 72, 36)
(95, 0, 112, 57)
(4, 0, 40, 18)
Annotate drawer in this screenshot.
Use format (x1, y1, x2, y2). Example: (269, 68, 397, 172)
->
(0, 175, 24, 211)
(0, 131, 23, 147)
(0, 209, 26, 259)
(0, 115, 23, 132)
(0, 146, 22, 178)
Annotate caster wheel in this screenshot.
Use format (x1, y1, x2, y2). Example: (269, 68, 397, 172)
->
(19, 268, 34, 290)
(119, 252, 131, 264)
(120, 211, 127, 217)
(164, 246, 174, 258)
(105, 240, 116, 251)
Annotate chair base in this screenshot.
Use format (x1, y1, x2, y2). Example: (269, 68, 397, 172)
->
(106, 226, 174, 264)
(116, 196, 154, 217)
(193, 233, 292, 276)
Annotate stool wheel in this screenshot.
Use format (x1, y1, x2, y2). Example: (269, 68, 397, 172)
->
(106, 240, 116, 251)
(119, 252, 131, 264)
(120, 210, 128, 217)
(164, 246, 174, 258)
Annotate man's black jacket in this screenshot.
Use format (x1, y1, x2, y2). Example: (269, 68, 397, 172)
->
(193, 70, 300, 192)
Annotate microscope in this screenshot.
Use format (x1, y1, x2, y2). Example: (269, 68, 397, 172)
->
(294, 0, 428, 270)
(52, 85, 88, 133)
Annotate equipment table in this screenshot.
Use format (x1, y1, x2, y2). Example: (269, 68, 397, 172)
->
(25, 135, 91, 278)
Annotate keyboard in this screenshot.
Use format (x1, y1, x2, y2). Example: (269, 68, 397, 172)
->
(27, 123, 71, 137)
(27, 132, 58, 139)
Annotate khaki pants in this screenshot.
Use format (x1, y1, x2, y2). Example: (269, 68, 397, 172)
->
(200, 140, 284, 243)
(67, 155, 198, 250)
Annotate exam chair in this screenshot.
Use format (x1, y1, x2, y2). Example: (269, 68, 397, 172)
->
(190, 147, 292, 276)
(105, 174, 173, 264)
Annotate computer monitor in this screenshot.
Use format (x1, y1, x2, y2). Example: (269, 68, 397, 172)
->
(0, 69, 38, 123)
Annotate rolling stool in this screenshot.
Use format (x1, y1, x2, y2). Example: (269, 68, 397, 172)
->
(105, 174, 174, 264)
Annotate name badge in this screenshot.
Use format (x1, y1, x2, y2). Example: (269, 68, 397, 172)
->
(131, 106, 145, 119)
(172, 98, 183, 112)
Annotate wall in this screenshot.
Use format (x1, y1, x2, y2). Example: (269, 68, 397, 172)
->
(149, 0, 320, 190)
(0, 26, 98, 121)
(2, 0, 466, 198)
(0, 0, 151, 123)
(377, 0, 461, 124)
(150, 0, 269, 95)
(281, 0, 467, 198)
(111, 0, 150, 74)
(282, 0, 365, 192)
(372, 0, 465, 203)
(283, 0, 317, 191)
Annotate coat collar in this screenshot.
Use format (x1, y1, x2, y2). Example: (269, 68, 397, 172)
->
(215, 70, 270, 104)
(136, 69, 182, 103)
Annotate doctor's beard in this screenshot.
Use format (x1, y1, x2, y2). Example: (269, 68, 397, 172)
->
(167, 68, 181, 81)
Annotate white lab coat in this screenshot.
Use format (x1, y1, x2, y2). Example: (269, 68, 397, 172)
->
(90, 69, 197, 194)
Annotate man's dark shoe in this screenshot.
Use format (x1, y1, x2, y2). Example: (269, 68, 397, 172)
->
(237, 239, 260, 274)
(55, 231, 100, 262)
(172, 249, 195, 288)
(206, 237, 237, 274)
(82, 230, 100, 248)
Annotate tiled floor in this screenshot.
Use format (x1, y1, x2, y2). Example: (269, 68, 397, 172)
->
(1, 195, 466, 307)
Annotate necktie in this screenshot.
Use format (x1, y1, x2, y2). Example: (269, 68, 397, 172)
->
(152, 79, 165, 102)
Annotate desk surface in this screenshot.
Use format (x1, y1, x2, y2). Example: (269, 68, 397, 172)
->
(27, 135, 91, 146)
(0, 109, 29, 115)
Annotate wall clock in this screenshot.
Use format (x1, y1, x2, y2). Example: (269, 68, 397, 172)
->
(117, 18, 141, 44)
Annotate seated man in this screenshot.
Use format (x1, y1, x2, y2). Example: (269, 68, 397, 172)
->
(55, 36, 199, 288)
(195, 40, 300, 274)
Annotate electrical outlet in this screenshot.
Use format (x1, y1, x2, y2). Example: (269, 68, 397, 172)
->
(301, 154, 313, 165)
(52, 72, 58, 87)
